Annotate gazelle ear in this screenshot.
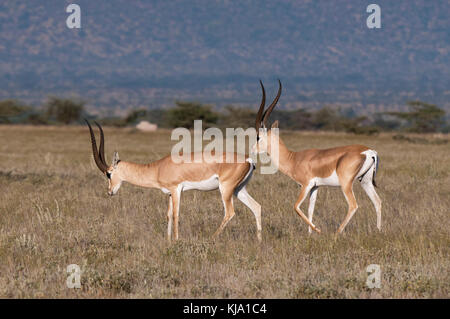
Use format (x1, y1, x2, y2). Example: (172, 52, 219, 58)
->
(271, 120, 279, 129)
(112, 151, 120, 168)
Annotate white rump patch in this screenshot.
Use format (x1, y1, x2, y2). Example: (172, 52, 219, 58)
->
(358, 150, 377, 179)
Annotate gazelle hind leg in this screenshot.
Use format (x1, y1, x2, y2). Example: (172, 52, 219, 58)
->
(294, 185, 321, 233)
(212, 186, 235, 239)
(337, 183, 358, 234)
(236, 187, 262, 242)
(307, 186, 319, 234)
(166, 195, 173, 242)
(171, 187, 182, 241)
(360, 175, 382, 230)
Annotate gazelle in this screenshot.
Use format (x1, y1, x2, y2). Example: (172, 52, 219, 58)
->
(85, 120, 262, 242)
(252, 80, 381, 234)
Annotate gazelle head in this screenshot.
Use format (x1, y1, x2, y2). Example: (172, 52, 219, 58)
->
(251, 79, 282, 155)
(86, 120, 123, 196)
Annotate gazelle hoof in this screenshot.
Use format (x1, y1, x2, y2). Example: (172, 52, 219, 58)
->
(310, 225, 320, 233)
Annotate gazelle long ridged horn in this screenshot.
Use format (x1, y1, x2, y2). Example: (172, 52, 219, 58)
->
(85, 119, 108, 173)
(262, 79, 282, 128)
(255, 80, 266, 133)
(94, 121, 107, 167)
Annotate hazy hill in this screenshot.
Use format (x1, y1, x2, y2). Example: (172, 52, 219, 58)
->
(0, 0, 448, 116)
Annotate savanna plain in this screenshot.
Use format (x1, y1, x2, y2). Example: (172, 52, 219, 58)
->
(0, 125, 448, 298)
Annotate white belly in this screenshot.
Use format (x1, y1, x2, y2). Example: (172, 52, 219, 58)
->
(312, 170, 340, 187)
(181, 174, 220, 191)
(161, 188, 171, 194)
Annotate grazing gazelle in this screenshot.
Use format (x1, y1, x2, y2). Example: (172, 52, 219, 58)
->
(85, 120, 262, 242)
(252, 80, 381, 234)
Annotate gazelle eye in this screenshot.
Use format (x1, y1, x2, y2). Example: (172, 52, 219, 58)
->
(106, 172, 111, 179)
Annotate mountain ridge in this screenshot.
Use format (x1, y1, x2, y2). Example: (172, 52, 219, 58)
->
(0, 0, 448, 116)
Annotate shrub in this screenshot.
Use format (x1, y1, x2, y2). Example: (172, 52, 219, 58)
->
(220, 105, 256, 128)
(25, 113, 49, 125)
(0, 99, 29, 123)
(385, 101, 446, 133)
(167, 101, 218, 128)
(45, 97, 84, 124)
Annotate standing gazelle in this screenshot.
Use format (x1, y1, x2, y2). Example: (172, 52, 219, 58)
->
(252, 81, 381, 234)
(85, 120, 262, 242)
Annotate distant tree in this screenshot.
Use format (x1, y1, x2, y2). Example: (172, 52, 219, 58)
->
(372, 113, 401, 131)
(167, 101, 218, 128)
(124, 108, 148, 124)
(385, 101, 445, 133)
(220, 105, 256, 128)
(98, 117, 127, 127)
(96, 108, 169, 128)
(339, 116, 379, 135)
(45, 97, 84, 124)
(0, 99, 29, 123)
(308, 106, 379, 134)
(272, 109, 315, 131)
(26, 113, 49, 125)
(147, 109, 170, 127)
(311, 107, 342, 131)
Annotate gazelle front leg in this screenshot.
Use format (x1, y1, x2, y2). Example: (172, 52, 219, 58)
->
(166, 195, 173, 242)
(294, 184, 321, 233)
(171, 187, 181, 241)
(307, 186, 319, 234)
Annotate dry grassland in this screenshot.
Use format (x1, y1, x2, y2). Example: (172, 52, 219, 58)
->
(0, 125, 448, 298)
